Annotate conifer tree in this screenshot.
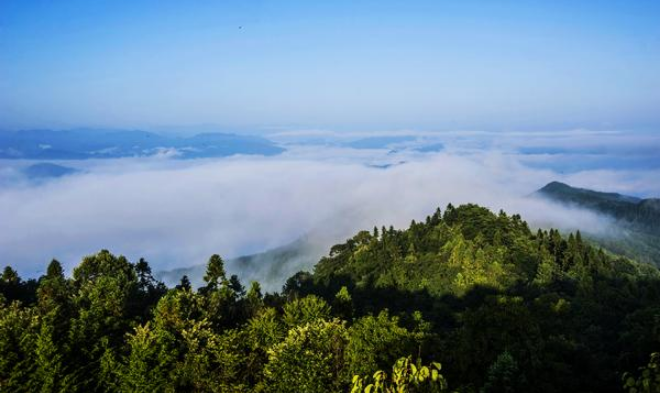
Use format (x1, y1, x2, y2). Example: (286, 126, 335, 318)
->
(203, 254, 227, 291)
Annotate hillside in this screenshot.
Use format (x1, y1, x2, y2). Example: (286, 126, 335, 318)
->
(1, 204, 657, 392)
(288, 204, 660, 391)
(158, 181, 660, 292)
(536, 181, 659, 230)
(535, 181, 659, 267)
(156, 235, 328, 292)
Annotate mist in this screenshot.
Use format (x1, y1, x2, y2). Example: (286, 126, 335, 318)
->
(1, 134, 656, 287)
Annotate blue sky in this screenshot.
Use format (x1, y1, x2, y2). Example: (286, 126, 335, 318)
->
(0, 0, 658, 131)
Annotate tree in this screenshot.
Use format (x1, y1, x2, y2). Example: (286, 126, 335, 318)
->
(229, 274, 245, 297)
(176, 275, 191, 291)
(46, 259, 64, 278)
(37, 259, 70, 315)
(135, 258, 157, 291)
(118, 323, 176, 392)
(67, 250, 139, 391)
(346, 310, 418, 378)
(481, 351, 526, 393)
(264, 319, 348, 393)
(333, 286, 353, 320)
(282, 295, 331, 328)
(33, 322, 66, 392)
(1, 266, 19, 284)
(203, 254, 227, 291)
(0, 301, 39, 391)
(246, 281, 264, 317)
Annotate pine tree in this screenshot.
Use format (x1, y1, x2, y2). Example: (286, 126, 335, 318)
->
(203, 254, 227, 291)
(176, 275, 191, 291)
(34, 322, 64, 392)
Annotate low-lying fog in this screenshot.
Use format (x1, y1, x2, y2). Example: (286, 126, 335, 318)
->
(0, 130, 658, 286)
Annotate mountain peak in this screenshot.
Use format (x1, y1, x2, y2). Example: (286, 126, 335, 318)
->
(537, 181, 641, 204)
(536, 181, 658, 234)
(539, 181, 572, 192)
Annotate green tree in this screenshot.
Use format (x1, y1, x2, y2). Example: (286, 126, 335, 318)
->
(481, 351, 526, 393)
(119, 322, 177, 392)
(33, 322, 66, 392)
(203, 254, 227, 291)
(282, 295, 331, 328)
(333, 286, 353, 320)
(264, 319, 348, 393)
(346, 310, 418, 378)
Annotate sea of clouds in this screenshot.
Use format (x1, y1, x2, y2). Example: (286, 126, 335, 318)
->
(0, 129, 658, 282)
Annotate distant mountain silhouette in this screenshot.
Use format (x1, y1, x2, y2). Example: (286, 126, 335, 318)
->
(22, 163, 79, 179)
(0, 129, 284, 159)
(536, 181, 659, 267)
(536, 181, 658, 231)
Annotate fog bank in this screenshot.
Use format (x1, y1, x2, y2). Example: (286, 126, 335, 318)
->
(1, 143, 654, 283)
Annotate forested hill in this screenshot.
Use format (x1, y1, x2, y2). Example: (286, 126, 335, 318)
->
(535, 181, 660, 267)
(296, 203, 657, 299)
(285, 204, 660, 391)
(0, 204, 658, 392)
(536, 181, 659, 230)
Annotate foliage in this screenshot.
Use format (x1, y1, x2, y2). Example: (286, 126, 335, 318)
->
(350, 357, 448, 393)
(622, 353, 660, 393)
(264, 318, 348, 392)
(0, 204, 658, 392)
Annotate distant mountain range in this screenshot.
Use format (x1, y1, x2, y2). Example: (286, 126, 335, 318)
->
(0, 129, 285, 159)
(344, 135, 417, 149)
(535, 181, 659, 267)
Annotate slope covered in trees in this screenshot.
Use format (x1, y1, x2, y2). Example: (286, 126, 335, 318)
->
(535, 181, 660, 267)
(536, 181, 659, 230)
(0, 204, 658, 392)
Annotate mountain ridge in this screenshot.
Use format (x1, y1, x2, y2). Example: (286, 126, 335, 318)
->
(0, 129, 285, 159)
(535, 181, 659, 267)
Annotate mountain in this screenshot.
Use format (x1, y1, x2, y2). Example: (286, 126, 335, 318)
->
(535, 181, 659, 266)
(159, 181, 660, 292)
(537, 181, 658, 229)
(22, 163, 79, 179)
(412, 142, 444, 153)
(345, 135, 417, 149)
(155, 235, 328, 292)
(0, 129, 285, 159)
(285, 204, 659, 391)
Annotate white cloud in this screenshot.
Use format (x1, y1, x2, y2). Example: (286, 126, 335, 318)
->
(0, 142, 651, 283)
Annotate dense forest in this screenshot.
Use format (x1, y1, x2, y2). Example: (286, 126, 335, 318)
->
(0, 204, 658, 392)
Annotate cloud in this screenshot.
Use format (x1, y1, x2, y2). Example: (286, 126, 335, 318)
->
(0, 129, 657, 286)
(0, 151, 645, 278)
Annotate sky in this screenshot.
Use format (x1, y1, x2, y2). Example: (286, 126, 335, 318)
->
(0, 0, 659, 131)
